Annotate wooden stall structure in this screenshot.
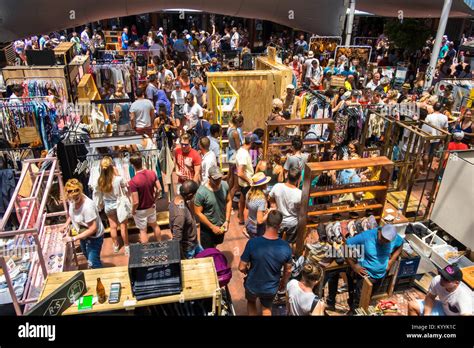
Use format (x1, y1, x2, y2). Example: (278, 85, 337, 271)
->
(264, 118, 335, 158)
(295, 157, 394, 256)
(53, 42, 76, 65)
(103, 30, 121, 51)
(1, 65, 72, 102)
(206, 51, 293, 132)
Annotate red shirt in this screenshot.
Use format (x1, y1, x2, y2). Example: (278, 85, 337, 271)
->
(443, 142, 468, 168)
(175, 148, 202, 183)
(129, 170, 157, 210)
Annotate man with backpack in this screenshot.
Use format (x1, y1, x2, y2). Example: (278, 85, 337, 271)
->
(239, 210, 292, 316)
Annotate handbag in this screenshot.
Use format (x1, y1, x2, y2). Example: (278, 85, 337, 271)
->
(116, 184, 132, 223)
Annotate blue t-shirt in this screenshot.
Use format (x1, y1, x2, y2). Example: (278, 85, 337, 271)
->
(241, 236, 292, 295)
(155, 89, 171, 115)
(173, 39, 186, 53)
(338, 169, 361, 185)
(121, 33, 129, 49)
(346, 229, 404, 279)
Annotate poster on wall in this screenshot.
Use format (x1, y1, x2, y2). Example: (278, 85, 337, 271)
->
(334, 45, 372, 75)
(309, 36, 342, 67)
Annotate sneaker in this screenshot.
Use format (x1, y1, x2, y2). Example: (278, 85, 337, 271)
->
(124, 245, 130, 256)
(113, 243, 120, 253)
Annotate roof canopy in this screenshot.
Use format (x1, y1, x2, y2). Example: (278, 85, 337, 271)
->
(0, 0, 472, 42)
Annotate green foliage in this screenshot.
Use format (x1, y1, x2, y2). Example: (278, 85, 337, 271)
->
(384, 19, 432, 53)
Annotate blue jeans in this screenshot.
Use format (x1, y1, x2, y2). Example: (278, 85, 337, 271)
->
(185, 244, 204, 259)
(80, 236, 103, 268)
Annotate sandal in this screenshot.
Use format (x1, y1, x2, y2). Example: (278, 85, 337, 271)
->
(113, 243, 120, 253)
(242, 228, 250, 239)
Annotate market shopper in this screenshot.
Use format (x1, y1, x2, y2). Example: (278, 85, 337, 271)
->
(408, 264, 473, 316)
(183, 93, 204, 131)
(175, 133, 202, 187)
(199, 136, 217, 185)
(169, 180, 204, 259)
(130, 87, 155, 137)
(236, 134, 256, 225)
(194, 166, 232, 249)
(283, 136, 309, 177)
(239, 210, 292, 316)
(420, 102, 448, 173)
(243, 172, 272, 239)
(96, 157, 130, 255)
(62, 179, 104, 269)
(345, 224, 404, 311)
(129, 154, 162, 243)
(287, 263, 325, 316)
(208, 123, 221, 162)
(171, 81, 187, 132)
(269, 168, 302, 244)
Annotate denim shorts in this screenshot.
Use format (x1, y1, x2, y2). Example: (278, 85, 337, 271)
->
(104, 199, 117, 216)
(245, 287, 275, 309)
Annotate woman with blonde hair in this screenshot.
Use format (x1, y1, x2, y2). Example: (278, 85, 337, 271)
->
(243, 172, 273, 238)
(178, 68, 191, 93)
(286, 262, 325, 316)
(96, 156, 130, 255)
(62, 179, 104, 268)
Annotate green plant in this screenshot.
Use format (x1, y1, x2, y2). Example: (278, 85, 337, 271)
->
(384, 19, 432, 53)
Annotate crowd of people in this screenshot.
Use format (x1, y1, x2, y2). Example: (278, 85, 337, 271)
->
(10, 21, 472, 317)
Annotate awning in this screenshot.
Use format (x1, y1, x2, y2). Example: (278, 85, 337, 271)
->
(0, 0, 347, 42)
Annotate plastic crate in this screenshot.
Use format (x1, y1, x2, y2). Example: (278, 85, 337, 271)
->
(404, 222, 447, 257)
(397, 257, 421, 278)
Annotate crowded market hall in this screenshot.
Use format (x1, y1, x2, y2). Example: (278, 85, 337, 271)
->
(0, 0, 473, 320)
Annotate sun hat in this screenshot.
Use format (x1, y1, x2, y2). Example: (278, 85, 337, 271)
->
(307, 51, 315, 58)
(286, 84, 295, 90)
(453, 131, 464, 141)
(250, 172, 271, 187)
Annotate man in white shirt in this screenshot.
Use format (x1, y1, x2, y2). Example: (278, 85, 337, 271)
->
(269, 168, 302, 244)
(157, 65, 174, 86)
(199, 137, 217, 185)
(183, 93, 203, 130)
(420, 102, 448, 173)
(236, 134, 256, 224)
(231, 27, 240, 50)
(208, 124, 221, 162)
(366, 72, 381, 91)
(130, 87, 155, 137)
(303, 51, 315, 86)
(408, 264, 473, 316)
(80, 27, 90, 46)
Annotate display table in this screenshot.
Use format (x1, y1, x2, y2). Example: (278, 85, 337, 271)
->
(381, 202, 409, 224)
(38, 258, 220, 315)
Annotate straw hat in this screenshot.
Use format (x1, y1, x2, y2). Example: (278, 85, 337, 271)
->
(250, 172, 271, 187)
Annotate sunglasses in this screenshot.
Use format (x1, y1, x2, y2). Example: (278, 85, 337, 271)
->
(181, 143, 190, 147)
(66, 188, 80, 194)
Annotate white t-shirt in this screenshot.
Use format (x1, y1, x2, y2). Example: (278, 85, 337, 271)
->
(366, 80, 380, 91)
(304, 58, 315, 78)
(269, 183, 302, 227)
(231, 32, 240, 49)
(287, 279, 318, 316)
(201, 151, 217, 185)
(183, 103, 203, 129)
(69, 196, 104, 238)
(235, 147, 254, 187)
(428, 275, 473, 316)
(171, 89, 187, 105)
(158, 69, 174, 85)
(422, 112, 448, 139)
(130, 98, 154, 128)
(101, 176, 125, 202)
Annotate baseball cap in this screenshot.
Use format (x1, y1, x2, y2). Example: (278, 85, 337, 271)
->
(381, 224, 397, 242)
(158, 27, 163, 32)
(453, 131, 464, 141)
(174, 81, 181, 87)
(286, 84, 295, 90)
(208, 165, 223, 180)
(439, 264, 463, 282)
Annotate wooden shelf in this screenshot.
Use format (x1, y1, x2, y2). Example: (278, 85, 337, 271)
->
(308, 203, 384, 217)
(266, 118, 335, 127)
(306, 216, 381, 229)
(268, 139, 331, 147)
(310, 185, 388, 197)
(306, 156, 393, 172)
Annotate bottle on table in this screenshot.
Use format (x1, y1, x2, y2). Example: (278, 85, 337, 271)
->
(96, 277, 106, 304)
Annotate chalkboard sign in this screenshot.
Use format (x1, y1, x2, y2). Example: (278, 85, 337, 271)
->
(25, 272, 86, 316)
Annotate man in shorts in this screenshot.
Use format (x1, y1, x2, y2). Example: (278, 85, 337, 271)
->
(129, 154, 162, 243)
(239, 210, 292, 316)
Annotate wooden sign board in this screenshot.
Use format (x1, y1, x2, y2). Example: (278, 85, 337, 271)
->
(25, 271, 86, 316)
(18, 127, 41, 144)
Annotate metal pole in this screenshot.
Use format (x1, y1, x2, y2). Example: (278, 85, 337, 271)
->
(424, 0, 453, 89)
(345, 0, 356, 46)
